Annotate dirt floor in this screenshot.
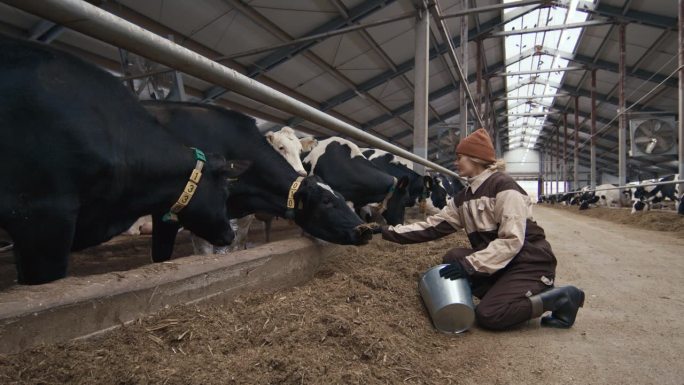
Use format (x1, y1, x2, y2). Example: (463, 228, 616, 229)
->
(1, 206, 683, 384)
(0, 218, 297, 290)
(539, 203, 684, 234)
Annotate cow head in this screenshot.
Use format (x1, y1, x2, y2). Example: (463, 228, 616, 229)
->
(291, 175, 372, 245)
(381, 176, 411, 225)
(265, 127, 309, 176)
(179, 154, 251, 246)
(427, 175, 448, 210)
(631, 200, 647, 214)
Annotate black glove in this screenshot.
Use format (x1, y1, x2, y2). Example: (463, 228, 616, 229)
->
(439, 262, 468, 280)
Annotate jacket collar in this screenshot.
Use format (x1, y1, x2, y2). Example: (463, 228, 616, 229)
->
(467, 169, 496, 193)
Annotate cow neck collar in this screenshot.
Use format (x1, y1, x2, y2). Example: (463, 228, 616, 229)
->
(467, 169, 495, 194)
(284, 176, 305, 220)
(162, 148, 206, 223)
(376, 177, 397, 213)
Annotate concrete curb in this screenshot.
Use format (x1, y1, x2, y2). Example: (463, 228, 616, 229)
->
(0, 237, 336, 354)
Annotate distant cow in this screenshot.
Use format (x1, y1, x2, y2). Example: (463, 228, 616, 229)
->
(0, 36, 249, 284)
(578, 184, 629, 210)
(631, 174, 682, 214)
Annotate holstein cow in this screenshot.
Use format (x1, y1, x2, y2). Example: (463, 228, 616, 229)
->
(631, 174, 683, 214)
(362, 148, 432, 208)
(434, 173, 465, 199)
(302, 138, 410, 225)
(0, 36, 249, 284)
(142, 102, 373, 262)
(578, 184, 628, 210)
(197, 126, 317, 254)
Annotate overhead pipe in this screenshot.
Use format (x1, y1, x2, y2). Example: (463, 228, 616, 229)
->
(429, 0, 486, 130)
(0, 0, 463, 180)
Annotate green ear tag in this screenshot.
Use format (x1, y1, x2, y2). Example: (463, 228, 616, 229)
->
(162, 212, 179, 223)
(191, 148, 206, 162)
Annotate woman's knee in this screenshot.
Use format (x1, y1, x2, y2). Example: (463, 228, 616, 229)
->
(442, 247, 474, 263)
(475, 305, 512, 330)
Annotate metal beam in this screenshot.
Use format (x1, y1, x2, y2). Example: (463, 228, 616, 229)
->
(589, 2, 679, 30)
(439, 0, 547, 19)
(218, 11, 417, 60)
(493, 66, 585, 77)
(203, 0, 395, 101)
(679, 0, 684, 185)
(488, 20, 613, 38)
(429, 0, 485, 129)
(496, 93, 570, 100)
(618, 23, 627, 187)
(313, 14, 512, 121)
(413, 5, 430, 175)
(5, 0, 465, 178)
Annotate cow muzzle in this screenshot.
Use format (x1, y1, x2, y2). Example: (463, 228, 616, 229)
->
(353, 224, 374, 245)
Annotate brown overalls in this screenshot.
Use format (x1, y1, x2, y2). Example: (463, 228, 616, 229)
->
(382, 170, 557, 330)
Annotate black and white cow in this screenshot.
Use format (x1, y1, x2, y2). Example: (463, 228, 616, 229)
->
(0, 36, 249, 284)
(577, 184, 630, 210)
(361, 148, 432, 208)
(142, 102, 373, 262)
(434, 173, 465, 199)
(631, 174, 683, 214)
(302, 138, 410, 225)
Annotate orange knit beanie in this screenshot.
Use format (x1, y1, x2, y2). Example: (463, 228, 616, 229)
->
(455, 128, 496, 163)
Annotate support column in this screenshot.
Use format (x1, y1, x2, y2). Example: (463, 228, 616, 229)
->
(166, 35, 187, 102)
(590, 69, 597, 188)
(556, 126, 560, 193)
(459, 1, 469, 139)
(618, 23, 627, 186)
(412, 7, 430, 175)
(574, 96, 579, 189)
(679, 0, 684, 191)
(563, 112, 568, 192)
(476, 38, 483, 130)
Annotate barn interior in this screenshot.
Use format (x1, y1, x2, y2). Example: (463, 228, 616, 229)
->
(0, 0, 682, 383)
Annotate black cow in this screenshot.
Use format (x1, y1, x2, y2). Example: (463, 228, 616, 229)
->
(362, 148, 431, 207)
(142, 102, 373, 262)
(302, 138, 410, 225)
(0, 36, 248, 284)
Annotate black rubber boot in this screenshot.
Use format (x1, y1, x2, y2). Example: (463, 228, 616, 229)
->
(529, 286, 585, 329)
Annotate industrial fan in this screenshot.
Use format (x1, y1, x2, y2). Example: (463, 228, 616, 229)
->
(127, 52, 175, 100)
(629, 116, 677, 157)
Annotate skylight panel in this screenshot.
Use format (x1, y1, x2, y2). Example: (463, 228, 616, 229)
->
(502, 1, 590, 150)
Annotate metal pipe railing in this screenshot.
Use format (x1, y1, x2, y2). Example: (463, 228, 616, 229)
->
(546, 179, 684, 195)
(2, 0, 464, 180)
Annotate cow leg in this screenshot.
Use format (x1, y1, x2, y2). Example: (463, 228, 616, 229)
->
(263, 217, 272, 243)
(231, 215, 254, 250)
(9, 212, 76, 285)
(151, 213, 180, 262)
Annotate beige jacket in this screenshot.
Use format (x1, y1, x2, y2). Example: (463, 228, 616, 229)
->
(382, 170, 541, 275)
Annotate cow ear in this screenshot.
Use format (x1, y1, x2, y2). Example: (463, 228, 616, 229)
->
(300, 136, 318, 152)
(221, 160, 252, 178)
(396, 176, 410, 190)
(423, 176, 433, 190)
(265, 131, 275, 144)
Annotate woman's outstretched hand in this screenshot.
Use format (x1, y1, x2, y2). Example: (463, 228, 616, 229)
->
(367, 223, 386, 235)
